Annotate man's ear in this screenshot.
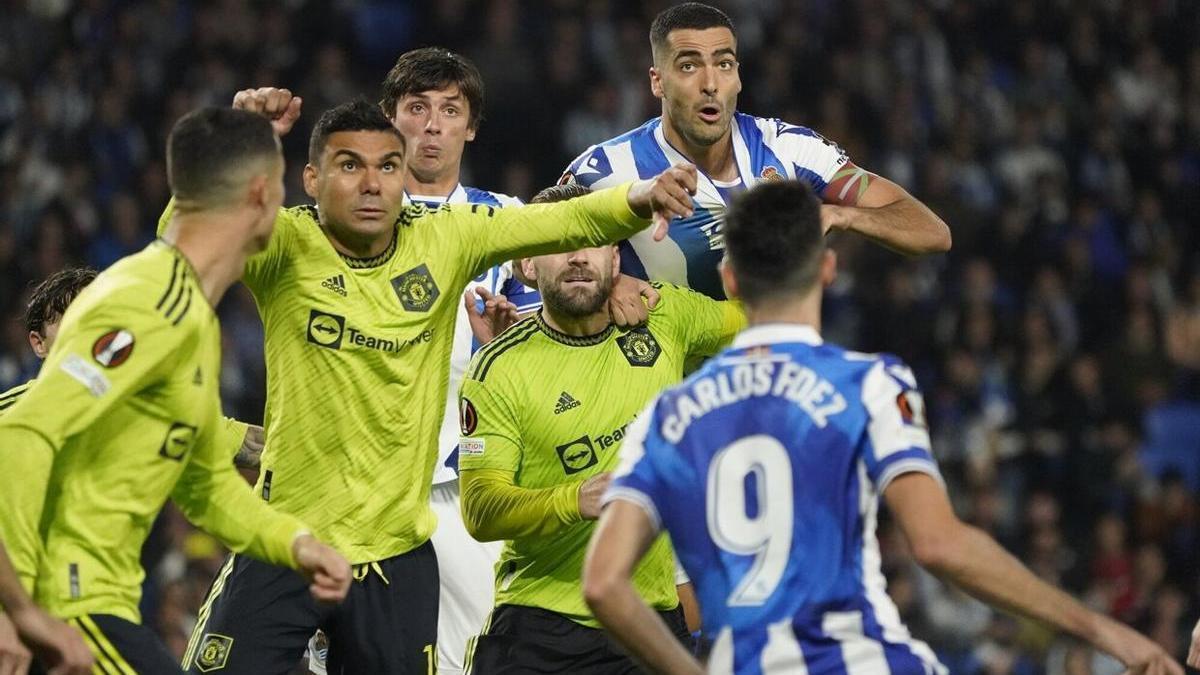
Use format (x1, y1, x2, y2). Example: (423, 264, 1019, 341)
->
(521, 258, 538, 284)
(821, 249, 838, 287)
(28, 331, 48, 359)
(649, 66, 664, 99)
(303, 163, 319, 200)
(610, 245, 621, 278)
(719, 258, 739, 300)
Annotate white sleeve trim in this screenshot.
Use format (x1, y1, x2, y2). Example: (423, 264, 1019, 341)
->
(875, 459, 945, 495)
(602, 487, 663, 534)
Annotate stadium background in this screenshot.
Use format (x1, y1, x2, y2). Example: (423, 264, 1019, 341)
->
(0, 0, 1198, 671)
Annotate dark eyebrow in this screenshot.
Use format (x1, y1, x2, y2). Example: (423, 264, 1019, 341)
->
(332, 150, 405, 164)
(674, 47, 737, 61)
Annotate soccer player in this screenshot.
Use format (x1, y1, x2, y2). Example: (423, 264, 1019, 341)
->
(561, 2, 951, 300)
(456, 183, 743, 673)
(170, 93, 698, 673)
(378, 49, 540, 675)
(0, 107, 351, 673)
(582, 180, 1180, 675)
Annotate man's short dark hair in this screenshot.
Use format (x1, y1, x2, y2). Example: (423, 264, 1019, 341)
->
(723, 180, 824, 305)
(25, 267, 98, 335)
(380, 48, 485, 130)
(530, 183, 592, 205)
(167, 107, 280, 207)
(308, 99, 405, 165)
(650, 3, 736, 60)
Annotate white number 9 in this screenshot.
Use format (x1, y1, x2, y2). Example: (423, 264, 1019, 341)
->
(706, 435, 794, 606)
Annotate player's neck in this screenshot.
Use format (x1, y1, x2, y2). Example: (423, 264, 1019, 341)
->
(743, 292, 823, 333)
(163, 215, 249, 308)
(540, 306, 611, 339)
(321, 223, 395, 260)
(661, 116, 737, 181)
(406, 167, 461, 200)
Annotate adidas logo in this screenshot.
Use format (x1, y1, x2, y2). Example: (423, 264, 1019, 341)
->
(322, 274, 348, 297)
(554, 392, 581, 415)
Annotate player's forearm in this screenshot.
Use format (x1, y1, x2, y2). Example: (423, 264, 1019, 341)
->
(459, 469, 581, 542)
(586, 578, 703, 675)
(826, 198, 951, 255)
(0, 428, 55, 593)
(172, 463, 305, 568)
(917, 522, 1106, 646)
(0, 543, 36, 613)
(484, 183, 644, 267)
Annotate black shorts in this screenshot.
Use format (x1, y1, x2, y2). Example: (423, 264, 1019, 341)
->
(51, 614, 181, 674)
(465, 603, 691, 674)
(183, 541, 439, 674)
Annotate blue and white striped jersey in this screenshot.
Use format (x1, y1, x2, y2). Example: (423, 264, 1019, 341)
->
(405, 185, 542, 484)
(561, 114, 850, 299)
(606, 324, 946, 675)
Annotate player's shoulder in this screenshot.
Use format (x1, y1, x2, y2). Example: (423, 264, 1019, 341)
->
(70, 242, 205, 331)
(0, 379, 34, 415)
(464, 316, 543, 384)
(462, 186, 523, 208)
(741, 112, 847, 159)
(646, 282, 713, 321)
(561, 118, 661, 182)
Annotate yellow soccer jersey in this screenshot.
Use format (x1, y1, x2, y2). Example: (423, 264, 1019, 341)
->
(159, 184, 649, 563)
(458, 283, 744, 626)
(0, 241, 306, 623)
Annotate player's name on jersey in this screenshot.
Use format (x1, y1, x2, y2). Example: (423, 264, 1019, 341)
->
(662, 359, 848, 443)
(306, 308, 435, 354)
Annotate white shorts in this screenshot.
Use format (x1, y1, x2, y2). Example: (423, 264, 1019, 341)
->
(431, 479, 502, 675)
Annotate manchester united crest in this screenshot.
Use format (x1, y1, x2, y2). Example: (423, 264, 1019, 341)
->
(391, 263, 440, 312)
(195, 633, 233, 672)
(616, 327, 661, 367)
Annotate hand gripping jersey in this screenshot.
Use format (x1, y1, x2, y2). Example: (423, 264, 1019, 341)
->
(158, 184, 647, 564)
(562, 113, 850, 299)
(0, 242, 306, 623)
(458, 284, 744, 626)
(608, 324, 947, 675)
(404, 184, 541, 485)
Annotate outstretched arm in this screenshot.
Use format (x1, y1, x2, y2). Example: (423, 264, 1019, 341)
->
(886, 473, 1180, 674)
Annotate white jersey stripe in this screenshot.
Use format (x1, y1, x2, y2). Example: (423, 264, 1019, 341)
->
(822, 611, 890, 674)
(761, 618, 808, 674)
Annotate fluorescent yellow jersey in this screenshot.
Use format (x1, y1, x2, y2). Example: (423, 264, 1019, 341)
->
(158, 184, 649, 563)
(458, 283, 745, 626)
(0, 241, 307, 624)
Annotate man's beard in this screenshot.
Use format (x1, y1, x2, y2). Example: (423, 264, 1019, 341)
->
(542, 271, 614, 318)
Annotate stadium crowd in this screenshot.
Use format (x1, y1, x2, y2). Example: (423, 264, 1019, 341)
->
(0, 0, 1197, 671)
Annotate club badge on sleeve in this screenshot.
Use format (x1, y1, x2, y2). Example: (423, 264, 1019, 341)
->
(92, 329, 135, 367)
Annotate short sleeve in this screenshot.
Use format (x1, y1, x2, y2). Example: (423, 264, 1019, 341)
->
(653, 283, 745, 360)
(458, 375, 524, 473)
(604, 398, 670, 533)
(860, 356, 942, 494)
(762, 119, 851, 192)
(559, 144, 621, 190)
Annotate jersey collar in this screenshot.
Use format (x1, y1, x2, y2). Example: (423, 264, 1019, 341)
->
(535, 311, 613, 347)
(403, 183, 467, 205)
(732, 323, 823, 348)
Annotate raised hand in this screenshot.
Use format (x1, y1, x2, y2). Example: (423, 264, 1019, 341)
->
(627, 164, 698, 241)
(232, 87, 303, 137)
(607, 275, 659, 328)
(463, 287, 520, 346)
